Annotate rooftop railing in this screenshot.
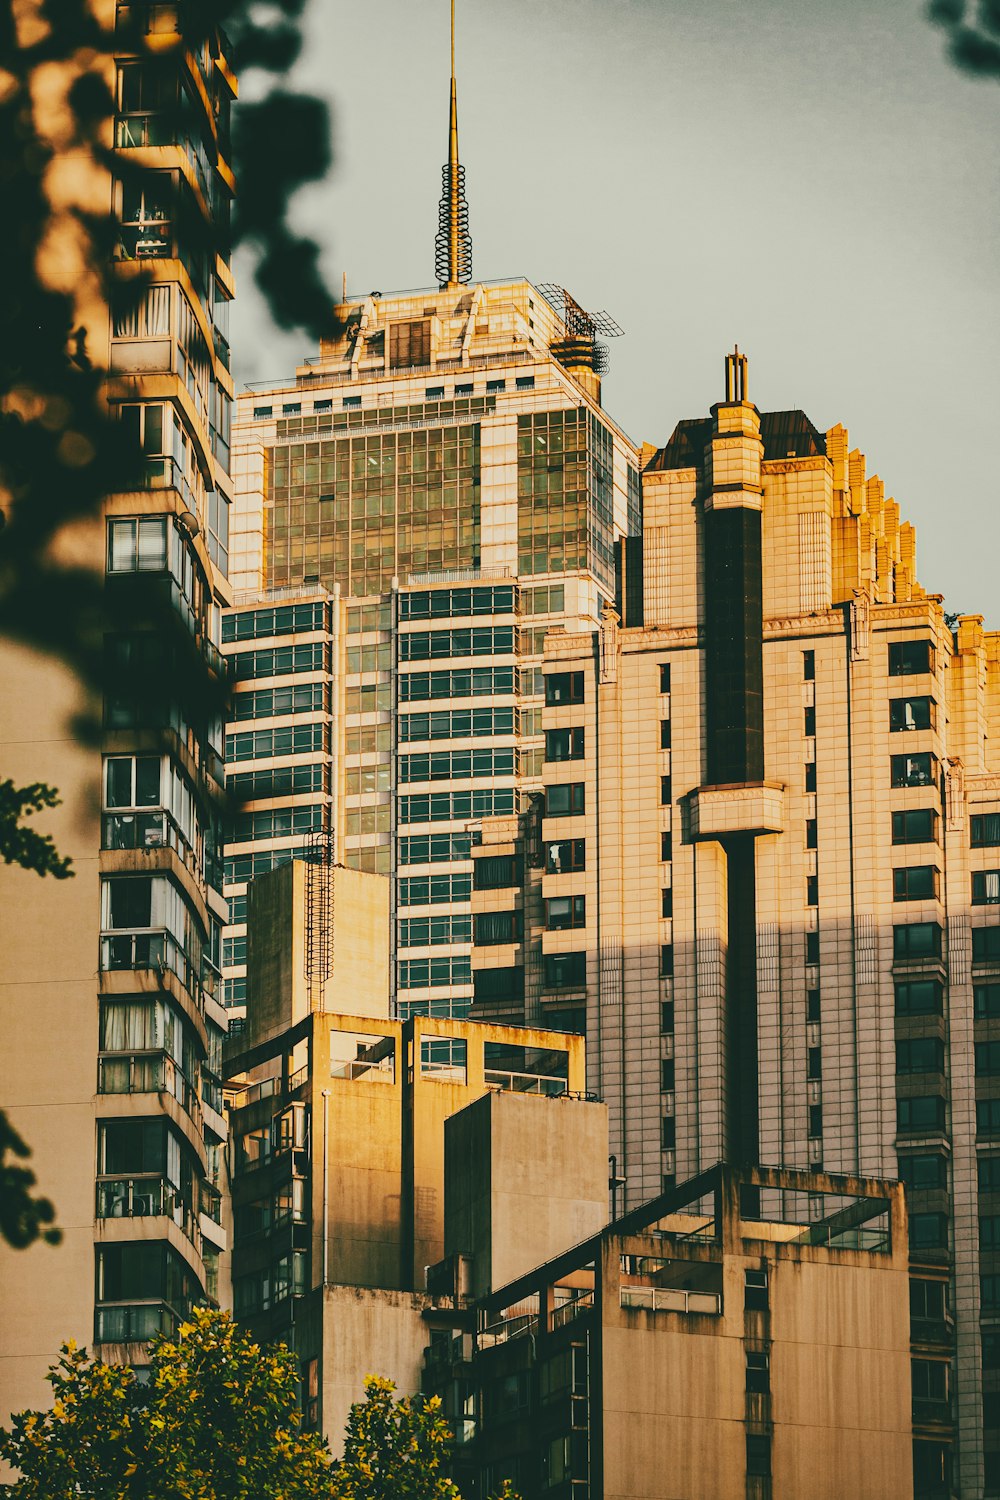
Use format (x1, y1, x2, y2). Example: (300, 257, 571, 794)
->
(620, 1286, 722, 1317)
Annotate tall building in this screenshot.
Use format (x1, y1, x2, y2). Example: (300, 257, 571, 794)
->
(0, 2, 234, 1426)
(470, 353, 1000, 1496)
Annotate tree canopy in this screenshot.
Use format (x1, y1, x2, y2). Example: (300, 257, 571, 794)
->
(0, 1308, 335, 1499)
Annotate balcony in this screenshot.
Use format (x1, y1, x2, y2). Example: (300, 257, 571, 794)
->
(98, 1050, 203, 1136)
(96, 1174, 200, 1248)
(95, 1300, 181, 1344)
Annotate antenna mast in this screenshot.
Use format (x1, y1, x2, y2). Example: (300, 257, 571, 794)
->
(435, 0, 472, 289)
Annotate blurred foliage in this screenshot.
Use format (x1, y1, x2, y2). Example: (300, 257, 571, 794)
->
(0, 1112, 61, 1250)
(929, 0, 1000, 74)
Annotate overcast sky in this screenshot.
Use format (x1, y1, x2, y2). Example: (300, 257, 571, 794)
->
(232, 0, 999, 625)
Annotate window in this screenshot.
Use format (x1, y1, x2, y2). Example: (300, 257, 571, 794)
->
(893, 923, 942, 961)
(898, 1096, 946, 1133)
(982, 1216, 1000, 1250)
(976, 984, 1000, 1018)
(746, 1351, 770, 1394)
(660, 775, 672, 805)
(912, 1440, 950, 1497)
(809, 1104, 823, 1137)
(455, 383, 473, 396)
(980, 1099, 1000, 1136)
(805, 761, 817, 792)
(223, 601, 326, 643)
(398, 915, 471, 948)
(891, 752, 935, 788)
(899, 1155, 947, 1191)
(803, 650, 815, 680)
(659, 663, 671, 692)
(896, 1038, 944, 1075)
(397, 956, 471, 989)
(545, 728, 584, 762)
(473, 967, 523, 1004)
(893, 809, 938, 845)
(543, 951, 586, 989)
(910, 1279, 946, 1321)
(806, 819, 818, 849)
(975, 873, 1000, 905)
(890, 640, 932, 676)
(253, 405, 272, 418)
(281, 402, 300, 415)
(981, 1156, 1000, 1191)
(808, 1047, 822, 1080)
(342, 395, 361, 409)
(983, 1276, 1000, 1311)
(807, 875, 819, 907)
(107, 516, 167, 573)
(546, 895, 585, 930)
(515, 376, 535, 390)
(895, 980, 943, 1016)
(660, 831, 671, 862)
(660, 1058, 675, 1091)
(661, 889, 673, 919)
(486, 379, 505, 393)
(977, 1041, 1000, 1076)
(399, 625, 515, 661)
(659, 945, 674, 978)
(661, 1001, 674, 1033)
(399, 748, 516, 783)
(806, 931, 820, 964)
(807, 988, 821, 1023)
(474, 855, 518, 891)
(389, 319, 430, 368)
(745, 1434, 771, 1478)
(912, 1359, 948, 1403)
(890, 697, 934, 732)
(894, 866, 938, 901)
(232, 682, 326, 720)
(659, 720, 671, 750)
(660, 1117, 676, 1148)
(473, 911, 521, 945)
(314, 399, 332, 413)
(974, 929, 1000, 964)
(544, 672, 584, 705)
(910, 1214, 948, 1252)
(105, 755, 161, 809)
(546, 783, 584, 817)
(804, 705, 816, 736)
(425, 385, 444, 398)
(545, 839, 584, 875)
(419, 1036, 467, 1082)
(972, 815, 1000, 847)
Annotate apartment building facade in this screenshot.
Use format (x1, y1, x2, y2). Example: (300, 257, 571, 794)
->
(0, 1, 234, 1428)
(222, 279, 641, 1023)
(469, 358, 1000, 1496)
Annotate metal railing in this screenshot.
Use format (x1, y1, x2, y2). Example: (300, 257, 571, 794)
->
(620, 1286, 722, 1316)
(330, 1057, 395, 1083)
(483, 1069, 568, 1096)
(476, 1311, 539, 1351)
(96, 1175, 200, 1248)
(551, 1291, 594, 1330)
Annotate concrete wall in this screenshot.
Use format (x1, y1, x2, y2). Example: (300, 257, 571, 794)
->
(445, 1090, 608, 1299)
(319, 1284, 431, 1459)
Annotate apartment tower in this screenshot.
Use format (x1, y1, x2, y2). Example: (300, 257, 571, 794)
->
(0, 2, 234, 1427)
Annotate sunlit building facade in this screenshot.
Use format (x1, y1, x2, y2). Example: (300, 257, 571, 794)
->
(0, 1, 234, 1433)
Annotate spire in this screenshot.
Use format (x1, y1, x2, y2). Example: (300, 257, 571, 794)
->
(435, 0, 472, 289)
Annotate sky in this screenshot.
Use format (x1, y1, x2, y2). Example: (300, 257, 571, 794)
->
(231, 0, 1000, 625)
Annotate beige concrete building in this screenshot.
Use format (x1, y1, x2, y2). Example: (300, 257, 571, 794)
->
(0, 2, 234, 1437)
(223, 857, 602, 1454)
(428, 1162, 913, 1500)
(469, 353, 1000, 1496)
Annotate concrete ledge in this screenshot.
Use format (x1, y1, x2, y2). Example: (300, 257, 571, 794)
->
(689, 782, 785, 839)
